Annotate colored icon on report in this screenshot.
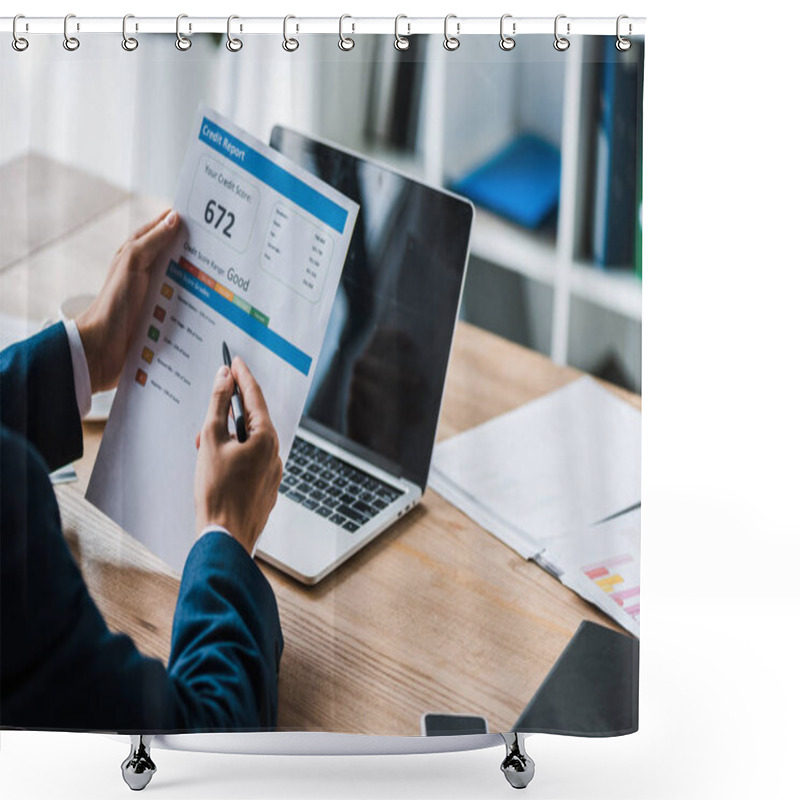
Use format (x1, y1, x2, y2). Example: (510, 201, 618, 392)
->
(135, 369, 148, 386)
(141, 346, 154, 364)
(153, 305, 166, 322)
(161, 282, 174, 300)
(147, 325, 160, 343)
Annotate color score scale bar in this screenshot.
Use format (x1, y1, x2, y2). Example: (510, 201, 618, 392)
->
(166, 257, 312, 375)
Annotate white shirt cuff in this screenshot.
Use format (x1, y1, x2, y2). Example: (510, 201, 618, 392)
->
(198, 525, 256, 558)
(63, 319, 92, 418)
(199, 524, 232, 540)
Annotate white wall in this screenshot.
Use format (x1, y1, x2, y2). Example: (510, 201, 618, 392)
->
(1, 33, 316, 199)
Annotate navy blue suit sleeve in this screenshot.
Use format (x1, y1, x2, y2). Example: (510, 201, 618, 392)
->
(168, 532, 284, 730)
(1, 429, 283, 732)
(0, 322, 83, 471)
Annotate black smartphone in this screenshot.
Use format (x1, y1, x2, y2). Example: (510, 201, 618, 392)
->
(421, 712, 490, 736)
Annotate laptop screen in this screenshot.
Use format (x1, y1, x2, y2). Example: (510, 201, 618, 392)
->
(270, 127, 473, 491)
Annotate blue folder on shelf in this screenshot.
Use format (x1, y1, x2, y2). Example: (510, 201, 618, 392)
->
(451, 134, 560, 229)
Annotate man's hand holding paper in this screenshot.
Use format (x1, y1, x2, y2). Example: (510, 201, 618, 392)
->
(77, 209, 181, 393)
(87, 107, 359, 572)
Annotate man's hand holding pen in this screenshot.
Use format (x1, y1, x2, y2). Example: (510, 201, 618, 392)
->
(194, 356, 283, 556)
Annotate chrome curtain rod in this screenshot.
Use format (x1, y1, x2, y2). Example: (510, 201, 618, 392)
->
(0, 15, 646, 37)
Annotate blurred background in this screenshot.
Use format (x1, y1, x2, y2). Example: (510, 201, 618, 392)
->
(1, 32, 643, 391)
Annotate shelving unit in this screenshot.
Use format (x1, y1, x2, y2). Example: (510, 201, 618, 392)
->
(570, 261, 642, 321)
(469, 208, 556, 287)
(426, 36, 641, 370)
(311, 34, 642, 386)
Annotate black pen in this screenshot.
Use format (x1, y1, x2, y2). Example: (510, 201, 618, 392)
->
(222, 341, 247, 443)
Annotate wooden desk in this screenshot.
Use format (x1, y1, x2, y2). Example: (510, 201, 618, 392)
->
(1, 155, 640, 735)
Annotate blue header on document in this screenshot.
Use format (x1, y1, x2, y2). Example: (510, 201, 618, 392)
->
(199, 117, 348, 234)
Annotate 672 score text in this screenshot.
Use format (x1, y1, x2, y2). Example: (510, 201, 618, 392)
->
(203, 199, 235, 239)
(188, 156, 260, 253)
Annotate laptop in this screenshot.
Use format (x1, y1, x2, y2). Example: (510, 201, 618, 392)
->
(255, 127, 474, 584)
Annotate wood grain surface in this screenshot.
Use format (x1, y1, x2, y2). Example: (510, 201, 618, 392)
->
(0, 153, 129, 272)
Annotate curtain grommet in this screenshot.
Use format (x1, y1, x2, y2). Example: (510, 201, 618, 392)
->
(616, 15, 632, 51)
(554, 14, 570, 51)
(338, 14, 355, 51)
(444, 14, 460, 51)
(121, 14, 138, 51)
(394, 15, 411, 51)
(175, 14, 192, 51)
(226, 15, 243, 52)
(12, 14, 29, 51)
(63, 13, 80, 51)
(283, 15, 299, 52)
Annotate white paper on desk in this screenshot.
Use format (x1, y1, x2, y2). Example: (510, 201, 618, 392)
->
(429, 376, 641, 559)
(539, 507, 641, 637)
(87, 107, 358, 572)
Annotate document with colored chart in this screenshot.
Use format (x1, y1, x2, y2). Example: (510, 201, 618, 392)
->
(537, 507, 641, 637)
(87, 107, 358, 572)
(430, 376, 641, 635)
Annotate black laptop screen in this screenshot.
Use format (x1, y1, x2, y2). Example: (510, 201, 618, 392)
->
(270, 127, 473, 491)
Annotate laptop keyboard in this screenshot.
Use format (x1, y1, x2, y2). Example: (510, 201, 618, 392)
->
(278, 436, 404, 533)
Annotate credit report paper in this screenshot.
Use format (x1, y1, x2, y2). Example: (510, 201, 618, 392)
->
(87, 108, 358, 572)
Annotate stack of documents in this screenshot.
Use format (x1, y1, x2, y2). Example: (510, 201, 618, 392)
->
(429, 376, 641, 635)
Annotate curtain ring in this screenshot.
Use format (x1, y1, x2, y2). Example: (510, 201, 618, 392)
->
(12, 14, 29, 52)
(338, 14, 355, 51)
(122, 14, 139, 51)
(443, 14, 460, 51)
(394, 15, 410, 51)
(175, 14, 192, 51)
(226, 15, 243, 51)
(499, 14, 516, 51)
(616, 14, 632, 51)
(283, 15, 299, 52)
(554, 14, 570, 51)
(63, 13, 80, 51)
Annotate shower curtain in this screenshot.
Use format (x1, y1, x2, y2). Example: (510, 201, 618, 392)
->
(0, 20, 644, 773)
